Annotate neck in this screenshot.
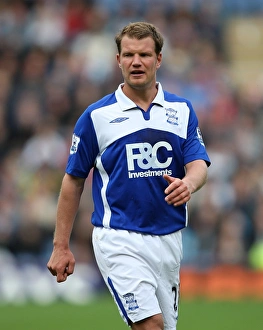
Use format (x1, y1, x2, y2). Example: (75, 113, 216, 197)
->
(122, 83, 158, 111)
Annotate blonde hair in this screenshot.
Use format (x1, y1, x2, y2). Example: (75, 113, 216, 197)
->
(115, 22, 164, 55)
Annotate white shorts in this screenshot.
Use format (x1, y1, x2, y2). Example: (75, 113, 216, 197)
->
(92, 227, 182, 329)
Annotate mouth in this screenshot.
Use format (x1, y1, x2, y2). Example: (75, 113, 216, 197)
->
(131, 70, 145, 77)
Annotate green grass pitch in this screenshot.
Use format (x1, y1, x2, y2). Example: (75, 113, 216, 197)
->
(0, 294, 262, 330)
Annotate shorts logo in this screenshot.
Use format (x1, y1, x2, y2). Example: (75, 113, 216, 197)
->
(123, 293, 139, 311)
(70, 133, 80, 154)
(165, 108, 179, 126)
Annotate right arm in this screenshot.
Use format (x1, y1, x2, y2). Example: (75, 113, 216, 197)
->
(47, 173, 86, 282)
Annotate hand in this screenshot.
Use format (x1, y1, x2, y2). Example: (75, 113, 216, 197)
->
(47, 247, 75, 283)
(163, 174, 191, 207)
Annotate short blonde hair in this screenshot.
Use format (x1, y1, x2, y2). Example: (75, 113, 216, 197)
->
(115, 22, 164, 55)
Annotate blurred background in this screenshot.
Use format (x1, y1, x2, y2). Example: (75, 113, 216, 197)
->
(0, 0, 263, 305)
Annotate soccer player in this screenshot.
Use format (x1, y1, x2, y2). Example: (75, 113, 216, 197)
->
(47, 22, 211, 330)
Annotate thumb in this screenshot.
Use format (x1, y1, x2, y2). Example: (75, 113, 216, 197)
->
(163, 174, 175, 185)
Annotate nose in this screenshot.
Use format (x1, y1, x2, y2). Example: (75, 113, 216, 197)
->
(132, 54, 142, 66)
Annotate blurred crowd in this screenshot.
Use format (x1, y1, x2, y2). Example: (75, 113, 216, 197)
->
(0, 0, 263, 303)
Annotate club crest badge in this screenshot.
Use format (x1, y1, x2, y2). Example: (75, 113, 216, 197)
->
(123, 293, 139, 311)
(165, 108, 179, 126)
(70, 133, 80, 154)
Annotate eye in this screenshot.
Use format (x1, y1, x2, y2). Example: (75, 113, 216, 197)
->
(123, 53, 133, 57)
(140, 52, 152, 58)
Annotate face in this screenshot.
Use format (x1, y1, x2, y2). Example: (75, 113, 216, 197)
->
(117, 36, 162, 91)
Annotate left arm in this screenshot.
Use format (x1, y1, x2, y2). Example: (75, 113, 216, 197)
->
(163, 159, 208, 207)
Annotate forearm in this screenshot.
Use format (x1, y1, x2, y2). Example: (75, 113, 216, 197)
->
(53, 174, 85, 248)
(183, 159, 208, 194)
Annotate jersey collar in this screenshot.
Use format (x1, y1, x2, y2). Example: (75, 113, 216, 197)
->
(115, 82, 165, 111)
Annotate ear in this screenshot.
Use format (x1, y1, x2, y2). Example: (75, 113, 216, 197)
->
(156, 52, 162, 69)
(116, 54, 121, 68)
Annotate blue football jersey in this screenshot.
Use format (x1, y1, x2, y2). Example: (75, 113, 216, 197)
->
(66, 83, 210, 235)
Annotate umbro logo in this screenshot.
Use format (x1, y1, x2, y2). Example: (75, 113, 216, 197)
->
(110, 117, 129, 123)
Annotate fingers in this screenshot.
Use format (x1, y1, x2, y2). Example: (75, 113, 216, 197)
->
(66, 262, 74, 276)
(48, 265, 73, 283)
(163, 175, 191, 206)
(56, 268, 69, 283)
(47, 257, 75, 283)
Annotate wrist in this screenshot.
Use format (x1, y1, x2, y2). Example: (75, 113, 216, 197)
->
(53, 239, 70, 249)
(182, 178, 195, 194)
